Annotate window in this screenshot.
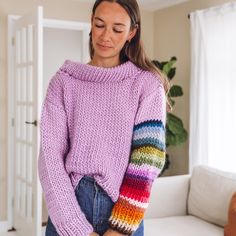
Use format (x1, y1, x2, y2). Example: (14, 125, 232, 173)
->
(189, 2, 236, 173)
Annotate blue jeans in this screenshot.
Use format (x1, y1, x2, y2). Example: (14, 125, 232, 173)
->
(46, 176, 144, 236)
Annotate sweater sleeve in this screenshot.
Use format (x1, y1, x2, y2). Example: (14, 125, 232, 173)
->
(108, 76, 166, 235)
(38, 73, 93, 236)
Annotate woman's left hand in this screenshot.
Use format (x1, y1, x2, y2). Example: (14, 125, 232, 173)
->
(103, 229, 125, 236)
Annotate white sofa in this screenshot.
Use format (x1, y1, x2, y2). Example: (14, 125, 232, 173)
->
(144, 165, 236, 236)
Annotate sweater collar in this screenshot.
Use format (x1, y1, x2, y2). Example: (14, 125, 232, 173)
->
(59, 59, 140, 83)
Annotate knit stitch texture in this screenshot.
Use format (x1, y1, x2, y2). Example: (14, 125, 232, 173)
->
(38, 59, 166, 236)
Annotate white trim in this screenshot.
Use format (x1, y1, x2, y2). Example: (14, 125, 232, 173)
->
(0, 221, 11, 233)
(7, 13, 21, 231)
(43, 18, 90, 31)
(41, 226, 46, 236)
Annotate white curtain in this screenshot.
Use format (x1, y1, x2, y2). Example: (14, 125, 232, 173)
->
(189, 2, 236, 173)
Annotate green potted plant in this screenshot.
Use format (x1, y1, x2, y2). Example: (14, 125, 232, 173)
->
(152, 57, 188, 175)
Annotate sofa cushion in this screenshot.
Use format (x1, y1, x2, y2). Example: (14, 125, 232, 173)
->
(224, 192, 236, 236)
(188, 165, 236, 227)
(144, 215, 223, 236)
(145, 175, 190, 218)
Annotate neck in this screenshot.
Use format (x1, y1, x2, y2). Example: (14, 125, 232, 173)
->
(89, 56, 120, 68)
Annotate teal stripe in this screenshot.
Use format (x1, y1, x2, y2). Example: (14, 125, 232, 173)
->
(132, 137, 165, 150)
(134, 119, 165, 131)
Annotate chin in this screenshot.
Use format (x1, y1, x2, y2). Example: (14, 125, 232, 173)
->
(95, 51, 117, 59)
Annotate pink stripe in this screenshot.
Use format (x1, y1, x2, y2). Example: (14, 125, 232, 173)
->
(127, 164, 160, 179)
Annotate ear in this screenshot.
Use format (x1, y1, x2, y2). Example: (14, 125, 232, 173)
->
(127, 27, 138, 42)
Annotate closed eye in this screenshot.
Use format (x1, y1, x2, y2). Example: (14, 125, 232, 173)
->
(95, 24, 123, 34)
(114, 29, 123, 33)
(95, 24, 104, 28)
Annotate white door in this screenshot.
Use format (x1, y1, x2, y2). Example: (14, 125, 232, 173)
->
(8, 5, 90, 235)
(11, 6, 43, 236)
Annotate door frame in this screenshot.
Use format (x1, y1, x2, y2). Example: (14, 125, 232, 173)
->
(7, 11, 90, 233)
(7, 7, 44, 234)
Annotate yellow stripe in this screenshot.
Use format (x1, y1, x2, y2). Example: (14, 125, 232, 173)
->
(132, 146, 165, 158)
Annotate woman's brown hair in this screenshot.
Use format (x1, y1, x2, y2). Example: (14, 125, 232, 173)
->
(89, 0, 171, 110)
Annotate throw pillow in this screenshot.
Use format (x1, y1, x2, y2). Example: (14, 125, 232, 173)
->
(224, 192, 236, 236)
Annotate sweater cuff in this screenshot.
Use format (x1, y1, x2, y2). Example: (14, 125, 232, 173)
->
(108, 220, 139, 235)
(108, 222, 132, 235)
(107, 199, 144, 235)
(57, 217, 93, 236)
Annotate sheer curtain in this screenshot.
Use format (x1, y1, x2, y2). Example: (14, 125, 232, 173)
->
(189, 2, 236, 173)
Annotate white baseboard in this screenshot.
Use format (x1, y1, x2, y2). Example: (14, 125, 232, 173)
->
(0, 221, 10, 233)
(42, 226, 46, 236)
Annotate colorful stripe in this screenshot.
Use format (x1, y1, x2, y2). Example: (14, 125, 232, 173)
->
(108, 119, 166, 235)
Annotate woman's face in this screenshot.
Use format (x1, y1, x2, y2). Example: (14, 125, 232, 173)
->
(91, 1, 137, 64)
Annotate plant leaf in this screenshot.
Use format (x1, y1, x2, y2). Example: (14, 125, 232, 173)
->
(166, 113, 188, 145)
(152, 60, 162, 69)
(167, 113, 184, 134)
(163, 58, 177, 76)
(167, 68, 176, 80)
(169, 85, 183, 97)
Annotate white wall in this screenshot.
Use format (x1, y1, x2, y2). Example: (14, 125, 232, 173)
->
(43, 28, 83, 97)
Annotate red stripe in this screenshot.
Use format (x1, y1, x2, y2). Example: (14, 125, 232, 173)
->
(120, 185, 150, 202)
(123, 175, 152, 191)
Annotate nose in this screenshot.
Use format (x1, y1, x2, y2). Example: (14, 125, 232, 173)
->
(101, 28, 111, 41)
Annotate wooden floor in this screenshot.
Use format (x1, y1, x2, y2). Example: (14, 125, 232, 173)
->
(0, 227, 46, 236)
(0, 232, 17, 236)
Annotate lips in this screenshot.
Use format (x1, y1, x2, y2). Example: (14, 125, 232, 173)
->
(97, 43, 112, 49)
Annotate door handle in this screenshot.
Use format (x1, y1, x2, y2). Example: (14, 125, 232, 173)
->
(25, 120, 37, 127)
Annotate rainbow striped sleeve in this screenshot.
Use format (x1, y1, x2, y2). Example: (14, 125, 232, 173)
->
(108, 83, 166, 235)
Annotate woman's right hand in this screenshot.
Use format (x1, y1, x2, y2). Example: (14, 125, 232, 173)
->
(89, 232, 99, 236)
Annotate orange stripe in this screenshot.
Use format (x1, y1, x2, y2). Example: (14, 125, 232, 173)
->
(111, 198, 145, 225)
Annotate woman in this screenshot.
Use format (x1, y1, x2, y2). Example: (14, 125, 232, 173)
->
(38, 0, 169, 236)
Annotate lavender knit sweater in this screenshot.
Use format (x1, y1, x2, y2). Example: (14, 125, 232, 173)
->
(38, 59, 166, 235)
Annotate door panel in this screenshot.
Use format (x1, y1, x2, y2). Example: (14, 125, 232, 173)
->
(13, 6, 43, 236)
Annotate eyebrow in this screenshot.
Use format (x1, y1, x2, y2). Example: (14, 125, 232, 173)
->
(94, 16, 126, 26)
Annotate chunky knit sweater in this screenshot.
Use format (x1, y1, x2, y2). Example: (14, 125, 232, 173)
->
(38, 59, 166, 236)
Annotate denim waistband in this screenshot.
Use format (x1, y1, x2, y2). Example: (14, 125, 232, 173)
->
(81, 175, 96, 183)
(80, 175, 105, 192)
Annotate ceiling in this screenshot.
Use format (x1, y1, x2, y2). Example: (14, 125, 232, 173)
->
(136, 0, 191, 11)
(74, 0, 191, 11)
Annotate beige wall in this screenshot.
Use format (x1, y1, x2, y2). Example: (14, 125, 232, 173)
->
(0, 0, 154, 221)
(154, 0, 232, 176)
(1, 0, 233, 224)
